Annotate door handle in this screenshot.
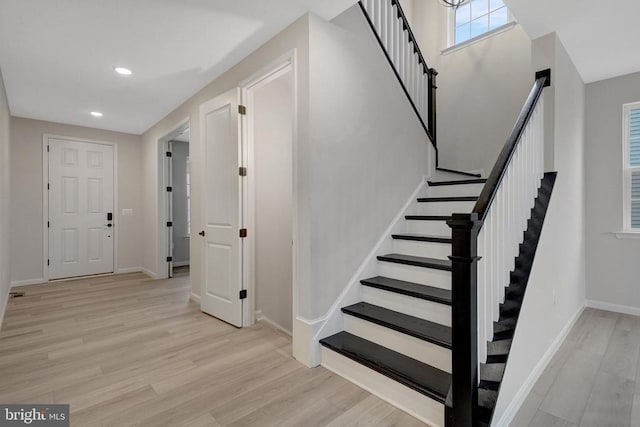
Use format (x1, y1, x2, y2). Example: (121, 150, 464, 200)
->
(198, 230, 205, 237)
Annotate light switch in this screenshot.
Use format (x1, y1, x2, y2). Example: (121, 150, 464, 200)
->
(122, 209, 134, 216)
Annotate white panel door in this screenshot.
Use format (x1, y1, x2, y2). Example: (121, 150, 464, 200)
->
(200, 88, 244, 327)
(48, 138, 115, 280)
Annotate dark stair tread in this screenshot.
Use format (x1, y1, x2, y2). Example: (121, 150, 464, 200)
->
(391, 234, 452, 244)
(360, 276, 451, 305)
(478, 388, 498, 409)
(405, 215, 451, 221)
(342, 302, 452, 349)
(417, 196, 478, 202)
(487, 339, 512, 357)
(377, 254, 452, 271)
(480, 363, 506, 383)
(435, 167, 482, 178)
(427, 178, 487, 186)
(320, 332, 451, 402)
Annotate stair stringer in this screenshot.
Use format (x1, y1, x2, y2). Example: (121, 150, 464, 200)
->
(309, 176, 430, 366)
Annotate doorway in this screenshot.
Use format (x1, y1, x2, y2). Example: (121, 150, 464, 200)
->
(44, 135, 116, 280)
(159, 122, 190, 279)
(245, 65, 294, 334)
(198, 58, 294, 334)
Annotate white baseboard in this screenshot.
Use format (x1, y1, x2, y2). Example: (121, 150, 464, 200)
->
(586, 299, 640, 316)
(495, 303, 585, 427)
(256, 310, 292, 336)
(173, 261, 190, 268)
(322, 348, 444, 426)
(11, 278, 46, 287)
(310, 176, 428, 367)
(115, 267, 144, 274)
(293, 315, 326, 367)
(0, 288, 9, 330)
(189, 292, 201, 303)
(139, 267, 156, 279)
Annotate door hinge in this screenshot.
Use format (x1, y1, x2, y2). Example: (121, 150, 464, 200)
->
(238, 105, 247, 115)
(47, 259, 50, 266)
(239, 289, 247, 300)
(166, 256, 173, 262)
(239, 228, 247, 238)
(239, 167, 247, 177)
(47, 145, 50, 152)
(166, 186, 173, 192)
(167, 221, 173, 227)
(47, 221, 50, 228)
(166, 151, 172, 157)
(47, 183, 50, 190)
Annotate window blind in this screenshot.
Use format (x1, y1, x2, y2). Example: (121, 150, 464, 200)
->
(630, 108, 640, 228)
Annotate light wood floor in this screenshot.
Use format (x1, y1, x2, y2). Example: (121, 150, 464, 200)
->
(511, 307, 640, 426)
(0, 273, 426, 427)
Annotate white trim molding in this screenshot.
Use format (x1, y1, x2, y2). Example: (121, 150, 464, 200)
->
(11, 278, 46, 288)
(495, 304, 585, 427)
(614, 231, 640, 240)
(587, 299, 640, 316)
(189, 292, 201, 304)
(0, 288, 10, 329)
(293, 315, 327, 367)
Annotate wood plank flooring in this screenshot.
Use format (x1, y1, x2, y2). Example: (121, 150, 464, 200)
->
(511, 308, 640, 426)
(0, 273, 426, 427)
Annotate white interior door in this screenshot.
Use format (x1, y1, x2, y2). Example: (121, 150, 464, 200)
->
(200, 88, 244, 327)
(48, 138, 115, 280)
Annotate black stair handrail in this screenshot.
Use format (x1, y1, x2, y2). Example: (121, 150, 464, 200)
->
(473, 69, 551, 224)
(445, 69, 551, 427)
(357, 0, 439, 163)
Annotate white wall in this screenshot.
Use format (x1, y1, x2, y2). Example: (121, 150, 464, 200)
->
(494, 33, 587, 425)
(9, 117, 144, 284)
(584, 71, 640, 312)
(253, 72, 293, 334)
(139, 14, 310, 297)
(171, 141, 190, 265)
(305, 7, 431, 320)
(410, 0, 533, 173)
(0, 69, 11, 324)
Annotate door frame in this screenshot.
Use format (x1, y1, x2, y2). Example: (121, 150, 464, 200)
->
(42, 134, 119, 282)
(239, 50, 298, 329)
(156, 118, 190, 280)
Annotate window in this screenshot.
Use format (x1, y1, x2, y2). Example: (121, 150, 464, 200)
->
(453, 0, 510, 45)
(624, 103, 640, 231)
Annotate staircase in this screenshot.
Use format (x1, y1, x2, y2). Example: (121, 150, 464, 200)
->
(318, 1, 555, 426)
(320, 175, 484, 425)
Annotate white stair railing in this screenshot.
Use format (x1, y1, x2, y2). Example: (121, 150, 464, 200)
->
(446, 70, 551, 426)
(359, 0, 437, 145)
(476, 93, 545, 362)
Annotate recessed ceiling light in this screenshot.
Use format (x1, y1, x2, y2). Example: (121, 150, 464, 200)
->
(115, 67, 132, 75)
(90, 111, 103, 117)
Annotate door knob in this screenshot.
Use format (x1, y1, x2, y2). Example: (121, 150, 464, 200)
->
(198, 230, 205, 237)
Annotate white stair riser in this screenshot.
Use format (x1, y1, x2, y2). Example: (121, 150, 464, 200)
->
(415, 201, 476, 216)
(427, 183, 485, 198)
(392, 239, 451, 259)
(343, 316, 452, 373)
(378, 261, 451, 289)
(362, 286, 451, 326)
(405, 220, 451, 236)
(321, 348, 445, 427)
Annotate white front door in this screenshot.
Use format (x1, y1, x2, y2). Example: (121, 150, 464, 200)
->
(200, 88, 244, 327)
(48, 138, 115, 280)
